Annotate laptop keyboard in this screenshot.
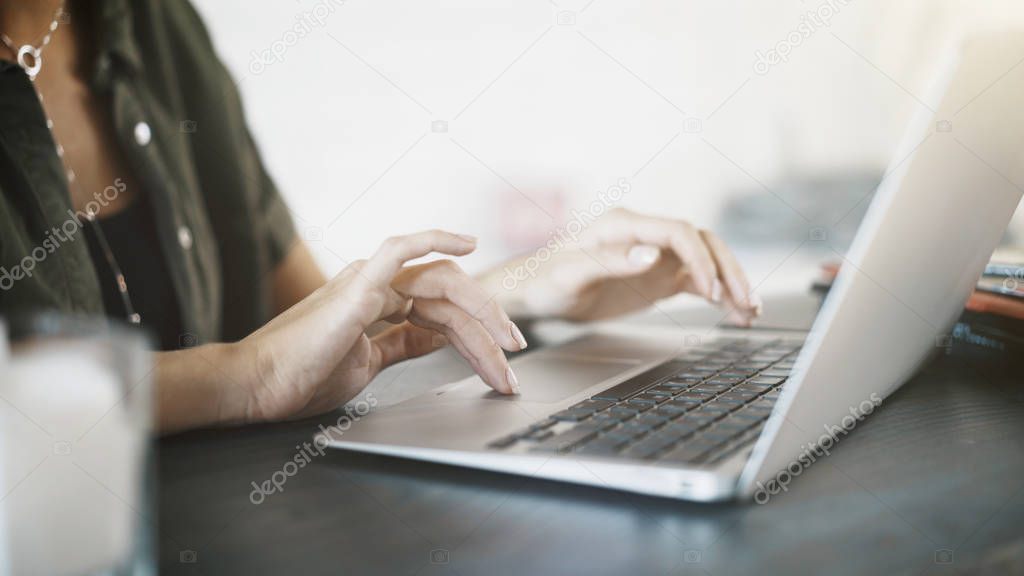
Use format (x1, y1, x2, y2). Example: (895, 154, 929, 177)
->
(487, 337, 802, 465)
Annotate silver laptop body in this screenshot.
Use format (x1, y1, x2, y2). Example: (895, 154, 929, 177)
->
(320, 32, 1024, 501)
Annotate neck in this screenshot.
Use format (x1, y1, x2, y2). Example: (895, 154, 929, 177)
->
(0, 0, 64, 53)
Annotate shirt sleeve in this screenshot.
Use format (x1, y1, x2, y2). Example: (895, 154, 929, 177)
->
(169, 0, 298, 271)
(249, 131, 298, 269)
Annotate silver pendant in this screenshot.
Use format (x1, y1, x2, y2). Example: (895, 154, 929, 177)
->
(17, 44, 42, 80)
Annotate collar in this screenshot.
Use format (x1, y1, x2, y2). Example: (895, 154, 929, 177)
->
(91, 0, 142, 87)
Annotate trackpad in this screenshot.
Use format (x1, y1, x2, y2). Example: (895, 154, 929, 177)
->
(446, 355, 637, 403)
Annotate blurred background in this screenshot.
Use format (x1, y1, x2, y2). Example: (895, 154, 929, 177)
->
(193, 0, 1024, 296)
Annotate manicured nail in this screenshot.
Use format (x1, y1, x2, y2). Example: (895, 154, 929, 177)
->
(711, 279, 723, 304)
(750, 293, 763, 316)
(627, 245, 660, 268)
(509, 322, 528, 350)
(457, 233, 478, 243)
(506, 367, 521, 394)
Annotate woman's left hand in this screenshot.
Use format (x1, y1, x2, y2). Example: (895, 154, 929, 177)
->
(481, 208, 761, 325)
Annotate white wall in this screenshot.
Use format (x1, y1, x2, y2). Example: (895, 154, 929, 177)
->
(193, 0, 1024, 277)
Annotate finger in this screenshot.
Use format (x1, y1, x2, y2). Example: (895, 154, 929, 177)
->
(381, 297, 413, 324)
(393, 260, 527, 351)
(593, 212, 719, 300)
(699, 229, 761, 316)
(407, 299, 518, 394)
(373, 323, 448, 368)
(364, 271, 412, 323)
(676, 269, 753, 327)
(363, 230, 478, 284)
(550, 243, 664, 289)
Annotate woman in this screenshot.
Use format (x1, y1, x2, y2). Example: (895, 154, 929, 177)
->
(0, 0, 760, 433)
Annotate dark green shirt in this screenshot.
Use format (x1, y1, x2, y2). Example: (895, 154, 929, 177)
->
(0, 0, 296, 344)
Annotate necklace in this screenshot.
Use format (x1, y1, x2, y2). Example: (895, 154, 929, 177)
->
(2, 2, 141, 325)
(0, 2, 66, 81)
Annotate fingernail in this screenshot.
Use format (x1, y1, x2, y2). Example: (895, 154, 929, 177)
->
(750, 293, 763, 315)
(509, 322, 528, 350)
(506, 367, 521, 394)
(711, 279, 723, 304)
(627, 245, 660, 268)
(456, 233, 478, 243)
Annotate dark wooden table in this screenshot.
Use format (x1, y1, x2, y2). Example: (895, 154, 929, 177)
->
(158, 295, 1024, 576)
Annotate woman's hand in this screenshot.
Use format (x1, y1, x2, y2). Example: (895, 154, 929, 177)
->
(222, 230, 525, 424)
(482, 208, 761, 325)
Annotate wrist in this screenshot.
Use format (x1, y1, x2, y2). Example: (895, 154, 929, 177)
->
(155, 341, 254, 433)
(211, 340, 258, 425)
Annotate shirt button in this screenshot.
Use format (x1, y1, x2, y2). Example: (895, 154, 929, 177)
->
(177, 226, 193, 250)
(134, 122, 152, 146)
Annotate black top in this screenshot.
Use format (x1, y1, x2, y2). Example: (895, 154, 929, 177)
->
(83, 195, 183, 350)
(0, 0, 296, 344)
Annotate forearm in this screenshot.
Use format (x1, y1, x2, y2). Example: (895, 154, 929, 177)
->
(272, 240, 328, 316)
(154, 343, 250, 434)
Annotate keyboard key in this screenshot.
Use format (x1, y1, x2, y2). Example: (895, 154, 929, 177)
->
(575, 438, 628, 456)
(591, 412, 631, 424)
(650, 404, 688, 418)
(608, 406, 641, 419)
(729, 363, 769, 371)
(487, 434, 519, 448)
(678, 412, 720, 426)
(624, 399, 656, 411)
(602, 428, 643, 443)
(700, 430, 738, 444)
(520, 429, 555, 441)
(634, 414, 669, 428)
(529, 427, 598, 453)
(733, 410, 769, 422)
(621, 440, 671, 460)
(659, 440, 718, 463)
(749, 376, 786, 386)
(692, 383, 731, 393)
(665, 399, 701, 411)
(575, 418, 619, 432)
(660, 422, 701, 438)
(716, 370, 757, 378)
(529, 418, 558, 431)
(636, 393, 671, 405)
(707, 376, 744, 385)
(670, 373, 707, 383)
(551, 409, 593, 422)
(698, 403, 734, 414)
(676, 390, 714, 401)
(713, 396, 747, 406)
(715, 420, 756, 434)
(741, 405, 773, 417)
(570, 399, 615, 412)
(591, 361, 689, 401)
(618, 421, 654, 436)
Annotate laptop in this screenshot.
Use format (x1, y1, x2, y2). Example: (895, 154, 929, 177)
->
(319, 32, 1024, 501)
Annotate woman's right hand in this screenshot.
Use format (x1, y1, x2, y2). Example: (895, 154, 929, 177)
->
(222, 230, 525, 424)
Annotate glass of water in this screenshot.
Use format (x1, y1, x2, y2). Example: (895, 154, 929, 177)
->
(0, 313, 155, 576)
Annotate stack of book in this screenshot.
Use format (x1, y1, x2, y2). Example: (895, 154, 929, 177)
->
(956, 249, 1024, 365)
(811, 248, 1024, 366)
